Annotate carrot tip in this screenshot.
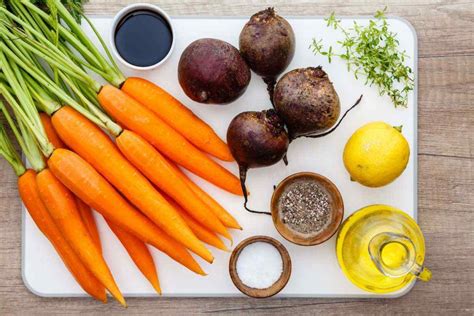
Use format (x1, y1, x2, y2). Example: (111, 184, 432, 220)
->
(217, 241, 230, 252)
(201, 253, 214, 264)
(192, 264, 208, 275)
(98, 295, 107, 304)
(211, 239, 229, 252)
(221, 232, 233, 243)
(223, 222, 242, 230)
(222, 222, 242, 230)
(191, 264, 207, 276)
(152, 283, 162, 295)
(113, 293, 127, 307)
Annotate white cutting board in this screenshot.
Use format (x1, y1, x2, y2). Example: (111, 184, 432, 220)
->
(22, 16, 417, 298)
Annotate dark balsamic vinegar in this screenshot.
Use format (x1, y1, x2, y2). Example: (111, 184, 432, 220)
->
(114, 10, 173, 67)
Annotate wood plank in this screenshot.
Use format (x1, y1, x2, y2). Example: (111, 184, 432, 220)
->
(418, 55, 474, 158)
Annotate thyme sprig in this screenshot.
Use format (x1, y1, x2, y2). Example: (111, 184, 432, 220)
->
(311, 9, 414, 107)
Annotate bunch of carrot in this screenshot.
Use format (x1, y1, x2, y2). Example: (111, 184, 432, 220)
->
(0, 0, 242, 305)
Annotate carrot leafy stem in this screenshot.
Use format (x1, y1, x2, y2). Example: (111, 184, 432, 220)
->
(0, 106, 26, 176)
(311, 8, 414, 108)
(0, 98, 45, 173)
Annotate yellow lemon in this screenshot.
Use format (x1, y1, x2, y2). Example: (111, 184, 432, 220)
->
(343, 122, 410, 187)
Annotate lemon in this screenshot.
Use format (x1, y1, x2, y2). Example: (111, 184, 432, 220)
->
(343, 121, 410, 187)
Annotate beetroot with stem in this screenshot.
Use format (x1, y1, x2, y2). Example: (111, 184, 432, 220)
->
(239, 8, 295, 103)
(178, 38, 251, 104)
(274, 67, 362, 140)
(227, 109, 289, 214)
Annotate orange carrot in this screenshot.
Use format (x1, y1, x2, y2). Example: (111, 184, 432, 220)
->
(40, 114, 103, 254)
(164, 195, 228, 251)
(36, 168, 125, 306)
(105, 218, 161, 294)
(51, 106, 213, 263)
(42, 116, 161, 290)
(39, 112, 66, 149)
(48, 148, 205, 275)
(121, 77, 234, 162)
(97, 85, 243, 196)
(76, 198, 102, 253)
(18, 169, 106, 302)
(167, 159, 241, 230)
(116, 130, 231, 240)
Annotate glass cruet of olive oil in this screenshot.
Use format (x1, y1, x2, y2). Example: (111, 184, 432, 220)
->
(336, 204, 431, 293)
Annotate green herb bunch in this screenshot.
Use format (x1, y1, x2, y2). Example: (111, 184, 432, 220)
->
(311, 9, 414, 107)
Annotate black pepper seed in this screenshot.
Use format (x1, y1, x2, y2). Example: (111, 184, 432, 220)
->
(278, 180, 332, 235)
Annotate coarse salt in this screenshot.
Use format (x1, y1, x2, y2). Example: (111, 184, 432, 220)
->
(236, 242, 283, 289)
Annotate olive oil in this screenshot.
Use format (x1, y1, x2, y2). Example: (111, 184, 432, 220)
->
(336, 205, 431, 293)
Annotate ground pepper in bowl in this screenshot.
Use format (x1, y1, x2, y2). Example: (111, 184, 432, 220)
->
(271, 172, 344, 246)
(279, 181, 332, 235)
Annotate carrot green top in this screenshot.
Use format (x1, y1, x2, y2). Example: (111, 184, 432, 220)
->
(0, 3, 123, 137)
(0, 117, 25, 177)
(0, 98, 45, 174)
(8, 0, 125, 87)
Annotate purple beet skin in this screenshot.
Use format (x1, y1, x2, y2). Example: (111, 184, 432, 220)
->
(178, 38, 251, 104)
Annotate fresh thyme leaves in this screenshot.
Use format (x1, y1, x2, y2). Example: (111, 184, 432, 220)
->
(311, 9, 414, 108)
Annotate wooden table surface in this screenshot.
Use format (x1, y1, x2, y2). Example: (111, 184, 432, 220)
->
(0, 0, 473, 315)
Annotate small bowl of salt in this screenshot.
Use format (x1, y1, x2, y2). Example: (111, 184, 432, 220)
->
(229, 236, 291, 298)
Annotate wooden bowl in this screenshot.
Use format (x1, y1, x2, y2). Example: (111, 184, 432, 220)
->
(229, 236, 292, 298)
(271, 172, 344, 246)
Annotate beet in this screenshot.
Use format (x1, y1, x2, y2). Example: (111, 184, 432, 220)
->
(178, 38, 251, 104)
(239, 8, 295, 102)
(273, 67, 342, 140)
(227, 109, 289, 213)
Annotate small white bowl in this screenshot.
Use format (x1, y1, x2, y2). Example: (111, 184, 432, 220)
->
(110, 3, 175, 71)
